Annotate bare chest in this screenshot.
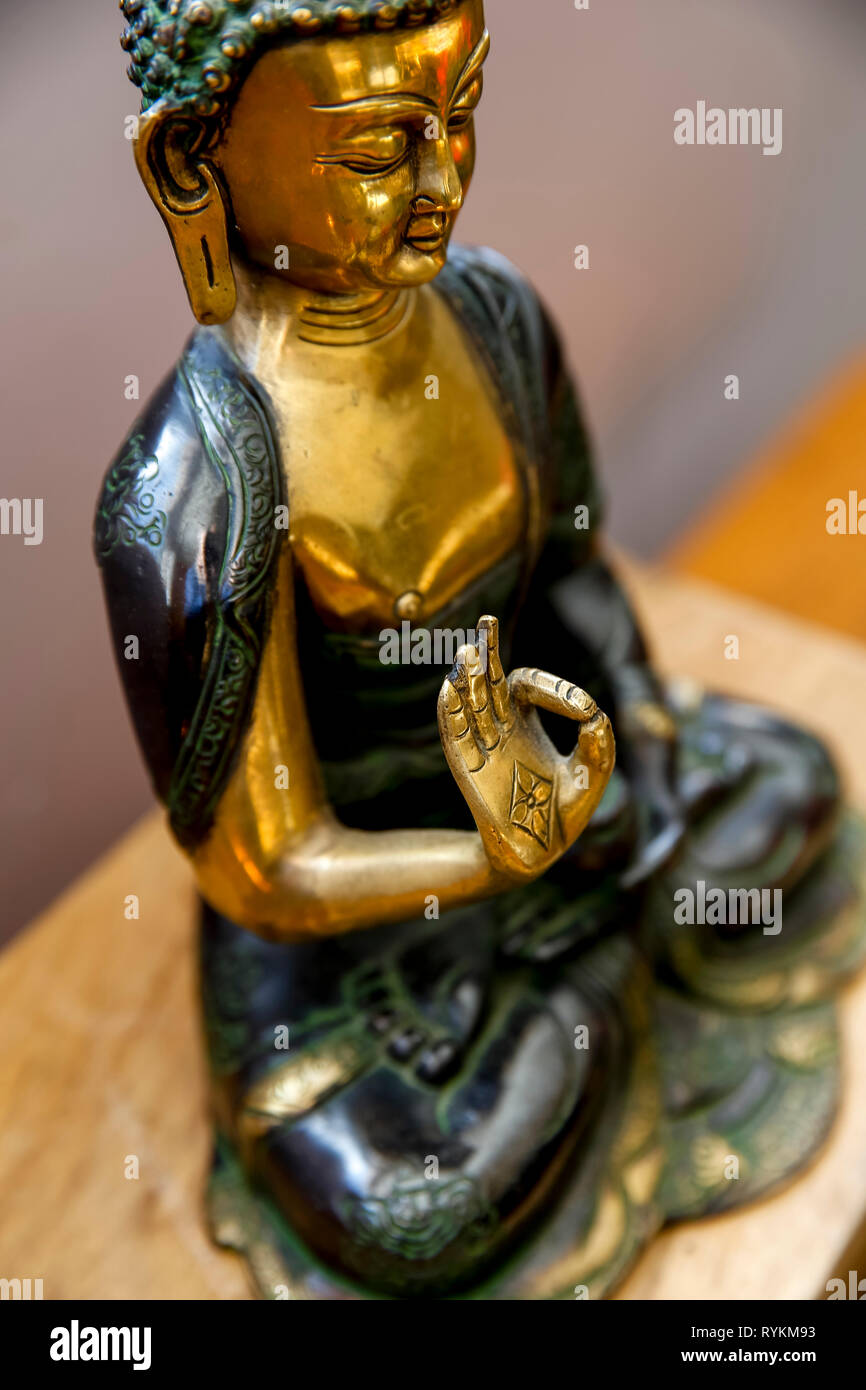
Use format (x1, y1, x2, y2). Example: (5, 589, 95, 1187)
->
(251, 292, 524, 630)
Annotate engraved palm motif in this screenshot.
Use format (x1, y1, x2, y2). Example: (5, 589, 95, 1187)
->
(509, 761, 553, 849)
(438, 615, 615, 880)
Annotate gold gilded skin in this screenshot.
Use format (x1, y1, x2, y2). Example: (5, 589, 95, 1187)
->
(133, 0, 614, 939)
(238, 1036, 372, 1152)
(222, 264, 524, 631)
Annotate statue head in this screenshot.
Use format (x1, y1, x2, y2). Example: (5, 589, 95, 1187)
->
(123, 0, 488, 324)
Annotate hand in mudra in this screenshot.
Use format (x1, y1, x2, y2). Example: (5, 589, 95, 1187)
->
(438, 615, 615, 882)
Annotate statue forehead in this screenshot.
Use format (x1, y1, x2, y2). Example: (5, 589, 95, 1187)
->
(235, 2, 486, 107)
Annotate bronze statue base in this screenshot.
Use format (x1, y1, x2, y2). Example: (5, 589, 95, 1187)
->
(204, 816, 866, 1300)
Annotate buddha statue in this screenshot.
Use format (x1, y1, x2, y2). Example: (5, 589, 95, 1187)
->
(96, 0, 866, 1299)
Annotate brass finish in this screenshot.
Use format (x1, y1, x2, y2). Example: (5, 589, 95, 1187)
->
(100, 0, 866, 1303)
(438, 620, 614, 882)
(192, 576, 613, 934)
(238, 1035, 372, 1147)
(134, 110, 238, 325)
(220, 263, 523, 631)
(133, 7, 489, 319)
(147, 0, 615, 939)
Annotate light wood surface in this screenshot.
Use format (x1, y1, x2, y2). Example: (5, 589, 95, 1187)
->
(615, 560, 866, 1301)
(2, 560, 866, 1300)
(667, 356, 866, 644)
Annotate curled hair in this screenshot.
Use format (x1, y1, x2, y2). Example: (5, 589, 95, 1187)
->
(120, 0, 468, 117)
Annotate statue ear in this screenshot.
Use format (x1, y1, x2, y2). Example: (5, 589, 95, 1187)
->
(134, 102, 237, 326)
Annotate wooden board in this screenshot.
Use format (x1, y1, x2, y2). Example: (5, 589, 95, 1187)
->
(2, 560, 866, 1301)
(615, 559, 866, 1300)
(667, 355, 866, 644)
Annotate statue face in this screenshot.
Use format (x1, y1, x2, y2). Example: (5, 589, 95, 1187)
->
(213, 0, 487, 293)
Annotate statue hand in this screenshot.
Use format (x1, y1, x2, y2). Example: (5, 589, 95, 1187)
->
(438, 616, 615, 882)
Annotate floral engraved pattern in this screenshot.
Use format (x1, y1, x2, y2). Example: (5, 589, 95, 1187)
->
(167, 345, 283, 848)
(94, 434, 166, 560)
(509, 760, 552, 849)
(347, 1173, 497, 1261)
(195, 368, 274, 598)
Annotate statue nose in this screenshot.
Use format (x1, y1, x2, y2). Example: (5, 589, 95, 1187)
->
(414, 139, 464, 215)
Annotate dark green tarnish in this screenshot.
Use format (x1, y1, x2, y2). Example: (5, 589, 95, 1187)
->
(121, 1, 472, 118)
(167, 341, 283, 848)
(94, 434, 166, 559)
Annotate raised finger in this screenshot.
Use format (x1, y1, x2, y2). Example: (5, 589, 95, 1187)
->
(509, 668, 599, 723)
(463, 643, 500, 751)
(438, 660, 485, 772)
(570, 710, 615, 778)
(477, 614, 512, 727)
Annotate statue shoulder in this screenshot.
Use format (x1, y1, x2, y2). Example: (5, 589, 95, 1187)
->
(443, 243, 569, 402)
(446, 242, 537, 300)
(93, 332, 284, 847)
(445, 245, 599, 542)
(93, 348, 225, 577)
(92, 355, 226, 805)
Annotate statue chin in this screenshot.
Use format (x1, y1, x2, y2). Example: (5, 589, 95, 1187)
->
(388, 241, 453, 285)
(237, 240, 452, 298)
(330, 241, 455, 293)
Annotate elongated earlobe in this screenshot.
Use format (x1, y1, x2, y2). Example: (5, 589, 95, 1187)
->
(133, 104, 237, 326)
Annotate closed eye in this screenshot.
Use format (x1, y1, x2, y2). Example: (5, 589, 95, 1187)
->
(448, 109, 475, 132)
(332, 151, 408, 175)
(317, 132, 410, 178)
(448, 74, 483, 132)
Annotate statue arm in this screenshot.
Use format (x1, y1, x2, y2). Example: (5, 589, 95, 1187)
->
(188, 562, 613, 940)
(96, 342, 611, 940)
(187, 553, 506, 939)
(94, 378, 500, 938)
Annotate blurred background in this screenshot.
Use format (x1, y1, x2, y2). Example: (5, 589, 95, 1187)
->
(1, 0, 865, 944)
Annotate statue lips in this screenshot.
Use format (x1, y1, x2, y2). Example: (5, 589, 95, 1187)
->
(404, 214, 448, 253)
